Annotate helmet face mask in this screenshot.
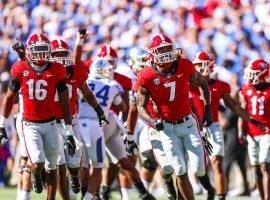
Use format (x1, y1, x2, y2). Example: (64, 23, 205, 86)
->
(25, 34, 51, 66)
(50, 39, 72, 67)
(148, 34, 176, 67)
(192, 51, 214, 76)
(91, 59, 114, 79)
(244, 58, 269, 85)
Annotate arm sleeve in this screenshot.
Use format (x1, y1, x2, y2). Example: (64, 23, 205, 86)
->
(8, 78, 21, 93)
(57, 79, 68, 93)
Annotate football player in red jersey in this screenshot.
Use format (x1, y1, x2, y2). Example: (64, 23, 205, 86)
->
(0, 34, 76, 200)
(190, 51, 266, 200)
(239, 58, 270, 200)
(135, 34, 212, 200)
(50, 39, 107, 200)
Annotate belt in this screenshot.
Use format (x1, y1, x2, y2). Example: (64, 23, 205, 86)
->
(165, 115, 190, 125)
(56, 116, 75, 124)
(23, 116, 55, 123)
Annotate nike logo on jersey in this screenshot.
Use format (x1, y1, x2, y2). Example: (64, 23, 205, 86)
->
(177, 74, 183, 78)
(212, 88, 218, 91)
(71, 80, 77, 82)
(187, 125, 194, 128)
(47, 74, 53, 77)
(51, 122, 55, 125)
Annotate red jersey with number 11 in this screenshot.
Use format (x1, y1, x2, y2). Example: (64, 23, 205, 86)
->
(136, 59, 196, 121)
(10, 61, 67, 121)
(241, 83, 270, 137)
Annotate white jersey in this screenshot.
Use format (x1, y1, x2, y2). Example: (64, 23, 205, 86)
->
(78, 77, 124, 119)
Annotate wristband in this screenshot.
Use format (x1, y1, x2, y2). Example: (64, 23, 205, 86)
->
(0, 116, 7, 127)
(65, 124, 73, 136)
(200, 130, 205, 137)
(75, 36, 84, 46)
(126, 133, 134, 141)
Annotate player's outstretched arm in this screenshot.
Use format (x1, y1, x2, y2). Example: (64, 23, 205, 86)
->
(126, 104, 138, 136)
(0, 80, 20, 146)
(79, 82, 109, 126)
(136, 86, 151, 123)
(73, 27, 88, 65)
(223, 92, 251, 121)
(190, 71, 212, 126)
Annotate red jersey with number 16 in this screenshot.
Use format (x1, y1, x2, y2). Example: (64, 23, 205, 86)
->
(10, 61, 67, 121)
(241, 83, 270, 137)
(55, 64, 89, 118)
(136, 59, 196, 121)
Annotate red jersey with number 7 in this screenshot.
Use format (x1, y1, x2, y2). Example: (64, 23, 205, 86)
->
(241, 83, 270, 137)
(10, 61, 67, 121)
(136, 59, 196, 121)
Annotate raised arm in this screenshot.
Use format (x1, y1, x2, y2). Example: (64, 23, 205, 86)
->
(73, 27, 88, 65)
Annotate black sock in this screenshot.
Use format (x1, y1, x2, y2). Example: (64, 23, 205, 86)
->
(198, 174, 214, 192)
(218, 194, 226, 200)
(134, 181, 148, 195)
(81, 186, 87, 198)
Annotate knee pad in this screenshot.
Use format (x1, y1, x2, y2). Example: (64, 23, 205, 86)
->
(141, 150, 157, 171)
(23, 166, 31, 174)
(17, 165, 24, 174)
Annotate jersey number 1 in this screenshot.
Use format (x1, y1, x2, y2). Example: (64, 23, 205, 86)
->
(26, 79, 48, 100)
(251, 96, 264, 115)
(164, 81, 176, 101)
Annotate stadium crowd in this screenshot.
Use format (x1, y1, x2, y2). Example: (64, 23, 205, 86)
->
(0, 0, 270, 200)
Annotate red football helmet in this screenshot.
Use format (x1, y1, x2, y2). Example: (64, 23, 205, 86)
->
(97, 45, 118, 67)
(50, 39, 72, 67)
(147, 34, 176, 66)
(244, 58, 269, 85)
(192, 51, 215, 76)
(25, 33, 51, 65)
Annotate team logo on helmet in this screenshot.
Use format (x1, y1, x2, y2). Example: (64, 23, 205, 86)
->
(23, 70, 29, 77)
(153, 78, 160, 85)
(259, 62, 267, 69)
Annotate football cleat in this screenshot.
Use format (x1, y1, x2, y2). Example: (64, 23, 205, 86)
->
(70, 176, 80, 194)
(31, 172, 43, 193)
(162, 178, 177, 200)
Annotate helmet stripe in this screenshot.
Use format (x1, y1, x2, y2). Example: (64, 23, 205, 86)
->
(57, 39, 62, 48)
(37, 34, 42, 42)
(159, 34, 165, 43)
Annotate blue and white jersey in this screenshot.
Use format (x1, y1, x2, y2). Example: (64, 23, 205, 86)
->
(78, 77, 124, 119)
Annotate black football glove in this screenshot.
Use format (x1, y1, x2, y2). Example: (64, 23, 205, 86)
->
(202, 105, 212, 127)
(124, 133, 139, 155)
(12, 38, 25, 59)
(64, 135, 76, 157)
(78, 27, 88, 39)
(238, 132, 248, 145)
(150, 118, 164, 131)
(202, 136, 213, 157)
(0, 127, 8, 146)
(94, 104, 109, 126)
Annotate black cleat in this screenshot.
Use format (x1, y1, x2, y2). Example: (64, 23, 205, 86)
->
(207, 187, 216, 200)
(163, 178, 177, 200)
(93, 193, 101, 200)
(100, 185, 110, 200)
(31, 172, 43, 193)
(70, 176, 80, 194)
(139, 192, 156, 200)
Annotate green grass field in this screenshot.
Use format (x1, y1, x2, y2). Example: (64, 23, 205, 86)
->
(0, 187, 260, 200)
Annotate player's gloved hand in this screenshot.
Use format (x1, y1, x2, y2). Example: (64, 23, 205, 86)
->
(64, 125, 76, 156)
(150, 118, 164, 131)
(238, 132, 248, 145)
(94, 104, 109, 126)
(0, 127, 8, 146)
(250, 118, 268, 133)
(201, 129, 213, 157)
(12, 38, 25, 59)
(124, 133, 139, 155)
(65, 135, 76, 156)
(202, 105, 212, 127)
(78, 27, 88, 39)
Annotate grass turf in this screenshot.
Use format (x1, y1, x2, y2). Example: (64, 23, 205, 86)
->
(0, 187, 260, 200)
